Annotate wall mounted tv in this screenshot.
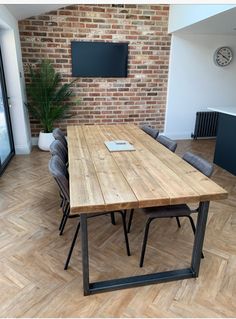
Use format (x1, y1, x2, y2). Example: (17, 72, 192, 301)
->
(71, 41, 128, 77)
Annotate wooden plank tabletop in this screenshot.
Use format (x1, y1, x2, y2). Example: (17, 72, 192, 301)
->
(67, 124, 228, 214)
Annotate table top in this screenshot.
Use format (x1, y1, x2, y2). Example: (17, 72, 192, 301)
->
(67, 124, 228, 214)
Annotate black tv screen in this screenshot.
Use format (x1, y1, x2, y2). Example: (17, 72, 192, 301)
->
(71, 41, 128, 77)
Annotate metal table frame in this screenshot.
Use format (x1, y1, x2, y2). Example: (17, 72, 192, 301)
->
(80, 201, 209, 295)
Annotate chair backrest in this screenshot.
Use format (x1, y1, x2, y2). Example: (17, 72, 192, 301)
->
(50, 140, 68, 165)
(156, 135, 177, 153)
(141, 125, 159, 139)
(48, 155, 69, 202)
(183, 151, 213, 177)
(53, 128, 67, 149)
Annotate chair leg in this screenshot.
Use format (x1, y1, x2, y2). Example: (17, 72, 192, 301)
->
(110, 212, 116, 225)
(59, 201, 69, 231)
(140, 218, 154, 268)
(176, 216, 181, 228)
(59, 192, 64, 208)
(188, 215, 196, 234)
(118, 210, 131, 256)
(127, 209, 134, 233)
(60, 204, 70, 236)
(64, 220, 80, 270)
(187, 216, 204, 259)
(59, 213, 65, 232)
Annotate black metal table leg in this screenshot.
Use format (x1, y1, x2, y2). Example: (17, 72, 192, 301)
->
(80, 202, 210, 295)
(191, 201, 209, 276)
(80, 213, 90, 296)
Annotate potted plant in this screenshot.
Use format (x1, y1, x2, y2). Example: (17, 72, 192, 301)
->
(26, 59, 75, 151)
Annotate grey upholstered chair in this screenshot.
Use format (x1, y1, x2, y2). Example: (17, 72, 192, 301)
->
(50, 139, 68, 166)
(53, 128, 67, 150)
(50, 135, 116, 229)
(127, 151, 213, 267)
(156, 135, 177, 153)
(141, 125, 159, 139)
(48, 154, 70, 235)
(49, 155, 130, 270)
(49, 139, 69, 222)
(183, 152, 213, 177)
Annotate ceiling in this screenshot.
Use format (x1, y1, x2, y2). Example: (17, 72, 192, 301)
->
(5, 4, 68, 21)
(4, 4, 236, 35)
(177, 7, 236, 35)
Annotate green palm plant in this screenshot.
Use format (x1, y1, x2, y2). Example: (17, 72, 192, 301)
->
(26, 59, 76, 133)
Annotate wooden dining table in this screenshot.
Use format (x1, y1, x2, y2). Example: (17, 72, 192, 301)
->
(67, 124, 228, 295)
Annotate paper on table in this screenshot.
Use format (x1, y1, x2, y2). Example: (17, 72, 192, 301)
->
(104, 140, 135, 152)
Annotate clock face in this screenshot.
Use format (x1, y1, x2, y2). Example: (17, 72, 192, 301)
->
(214, 47, 233, 67)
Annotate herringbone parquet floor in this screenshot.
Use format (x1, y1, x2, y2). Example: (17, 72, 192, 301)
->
(0, 139, 235, 317)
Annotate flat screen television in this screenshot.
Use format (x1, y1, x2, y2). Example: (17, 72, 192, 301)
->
(71, 41, 128, 77)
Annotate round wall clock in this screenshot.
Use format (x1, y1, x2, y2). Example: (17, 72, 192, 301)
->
(214, 47, 233, 67)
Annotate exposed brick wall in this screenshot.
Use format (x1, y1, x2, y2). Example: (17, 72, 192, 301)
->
(19, 4, 171, 137)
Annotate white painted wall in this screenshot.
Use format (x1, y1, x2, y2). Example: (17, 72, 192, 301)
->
(165, 34, 236, 139)
(0, 5, 31, 154)
(168, 4, 236, 33)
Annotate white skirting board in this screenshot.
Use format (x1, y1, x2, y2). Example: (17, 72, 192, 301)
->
(163, 131, 192, 140)
(31, 137, 38, 146)
(15, 139, 32, 154)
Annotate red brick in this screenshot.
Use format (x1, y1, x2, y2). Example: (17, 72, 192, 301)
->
(31, 20, 44, 26)
(85, 23, 98, 28)
(78, 6, 93, 11)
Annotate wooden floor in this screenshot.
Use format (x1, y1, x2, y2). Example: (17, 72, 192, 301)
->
(0, 139, 235, 317)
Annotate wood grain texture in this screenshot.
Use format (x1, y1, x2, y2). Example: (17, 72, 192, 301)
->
(127, 126, 227, 203)
(0, 139, 235, 317)
(83, 125, 138, 211)
(101, 125, 199, 205)
(67, 126, 105, 213)
(99, 125, 170, 206)
(68, 124, 227, 214)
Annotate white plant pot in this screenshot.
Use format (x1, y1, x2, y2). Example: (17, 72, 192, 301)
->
(38, 131, 55, 151)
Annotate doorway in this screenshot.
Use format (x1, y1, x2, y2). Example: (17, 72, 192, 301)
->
(0, 47, 14, 175)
